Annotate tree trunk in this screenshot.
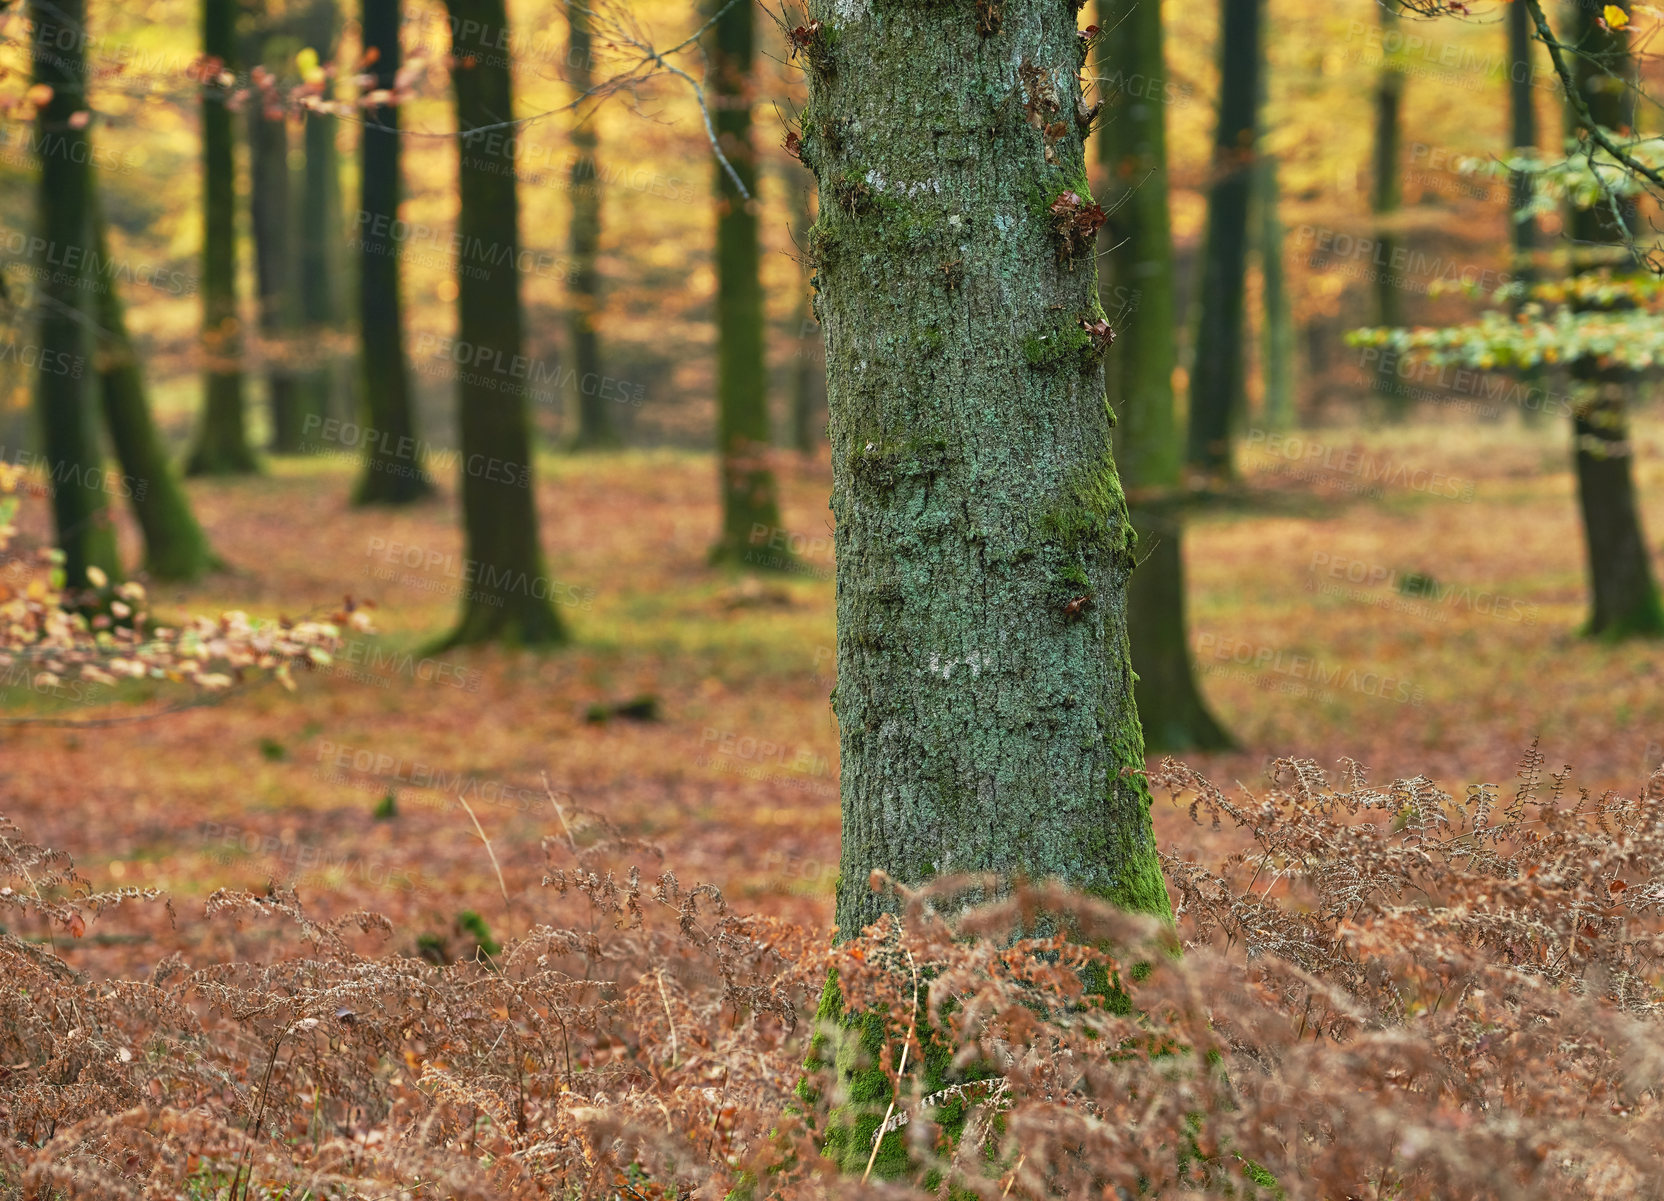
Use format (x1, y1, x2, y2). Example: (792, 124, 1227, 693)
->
(788, 169, 823, 456)
(1257, 153, 1296, 431)
(708, 0, 787, 567)
(437, 0, 568, 648)
(299, 0, 344, 425)
(29, 0, 123, 591)
(245, 29, 306, 454)
(1185, 0, 1263, 479)
(563, 0, 615, 451)
(1566, 1, 1664, 638)
(90, 184, 217, 582)
(1507, 0, 1546, 427)
(1098, 0, 1232, 752)
(353, 0, 434, 504)
(1370, 0, 1408, 417)
(796, 0, 1172, 944)
(187, 0, 258, 476)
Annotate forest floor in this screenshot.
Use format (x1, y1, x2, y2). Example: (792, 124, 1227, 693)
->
(3, 414, 1663, 977)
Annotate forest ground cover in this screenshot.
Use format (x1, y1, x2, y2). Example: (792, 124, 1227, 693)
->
(2, 413, 1661, 982)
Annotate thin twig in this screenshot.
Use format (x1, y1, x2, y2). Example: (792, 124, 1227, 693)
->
(862, 947, 920, 1184)
(458, 794, 513, 923)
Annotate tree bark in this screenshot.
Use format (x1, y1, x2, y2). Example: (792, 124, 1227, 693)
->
(1565, 1, 1663, 638)
(1098, 0, 1232, 752)
(564, 0, 615, 450)
(708, 0, 787, 567)
(187, 0, 259, 476)
(245, 25, 307, 454)
(1370, 0, 1408, 417)
(1185, 0, 1263, 479)
(1507, 0, 1546, 427)
(797, 0, 1172, 942)
(1257, 154, 1295, 431)
(299, 0, 344, 425)
(29, 0, 123, 590)
(90, 184, 217, 582)
(353, 0, 434, 504)
(788, 168, 823, 457)
(437, 0, 568, 647)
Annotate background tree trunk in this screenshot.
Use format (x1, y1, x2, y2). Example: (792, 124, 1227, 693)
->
(708, 0, 787, 567)
(1257, 152, 1296, 431)
(90, 184, 217, 582)
(29, 0, 122, 591)
(245, 26, 307, 454)
(353, 0, 434, 504)
(1508, 0, 1546, 427)
(298, 0, 344, 426)
(438, 0, 568, 648)
(1370, 0, 1408, 417)
(1565, 0, 1664, 638)
(187, 0, 258, 476)
(564, 0, 614, 450)
(1098, 0, 1233, 752)
(798, 0, 1173, 942)
(1185, 0, 1263, 479)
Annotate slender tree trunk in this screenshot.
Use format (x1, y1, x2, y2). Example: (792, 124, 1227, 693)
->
(187, 0, 258, 476)
(437, 0, 568, 648)
(1257, 152, 1296, 431)
(29, 0, 122, 590)
(709, 0, 787, 567)
(797, 0, 1171, 944)
(788, 170, 823, 456)
(1508, 0, 1546, 427)
(90, 184, 217, 582)
(353, 0, 434, 503)
(1566, 1, 1664, 638)
(299, 0, 343, 425)
(1185, 0, 1263, 479)
(1370, 0, 1408, 417)
(245, 33, 306, 454)
(564, 0, 614, 450)
(1098, 0, 1232, 752)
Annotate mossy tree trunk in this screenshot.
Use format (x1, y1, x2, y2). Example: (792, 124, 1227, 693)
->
(187, 0, 258, 476)
(564, 0, 615, 450)
(29, 0, 122, 591)
(788, 168, 823, 456)
(1098, 0, 1232, 752)
(800, 0, 1173, 937)
(1370, 0, 1408, 417)
(298, 0, 343, 425)
(90, 184, 217, 582)
(708, 0, 787, 567)
(245, 16, 308, 454)
(1256, 152, 1296, 431)
(353, 0, 434, 503)
(1185, 0, 1263, 479)
(436, 0, 568, 648)
(1565, 1, 1664, 638)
